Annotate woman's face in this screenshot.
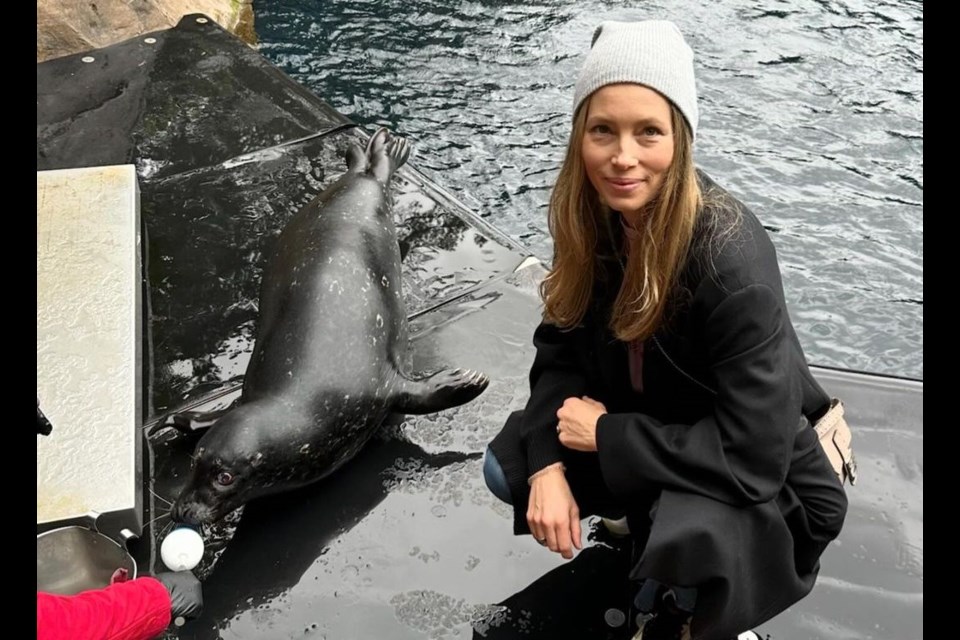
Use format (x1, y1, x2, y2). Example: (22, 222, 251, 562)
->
(581, 84, 675, 222)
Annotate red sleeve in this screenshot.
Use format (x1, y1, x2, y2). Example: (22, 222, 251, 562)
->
(38, 577, 172, 640)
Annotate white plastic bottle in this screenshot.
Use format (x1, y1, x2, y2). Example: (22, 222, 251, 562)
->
(160, 525, 205, 571)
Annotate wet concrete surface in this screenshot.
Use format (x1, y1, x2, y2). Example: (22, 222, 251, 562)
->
(145, 268, 922, 640)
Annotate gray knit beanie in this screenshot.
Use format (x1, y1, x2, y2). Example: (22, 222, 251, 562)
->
(573, 20, 699, 139)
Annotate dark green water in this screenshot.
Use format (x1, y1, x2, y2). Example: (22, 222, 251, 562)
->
(256, 0, 923, 380)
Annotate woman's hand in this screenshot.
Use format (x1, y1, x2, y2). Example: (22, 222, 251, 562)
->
(527, 466, 582, 559)
(557, 396, 608, 452)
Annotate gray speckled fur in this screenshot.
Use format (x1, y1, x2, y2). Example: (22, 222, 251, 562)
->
(173, 129, 489, 524)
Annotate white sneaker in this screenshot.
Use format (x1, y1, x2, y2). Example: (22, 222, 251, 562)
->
(601, 516, 631, 537)
(737, 632, 761, 640)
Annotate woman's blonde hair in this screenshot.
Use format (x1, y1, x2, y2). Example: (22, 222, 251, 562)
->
(541, 98, 702, 342)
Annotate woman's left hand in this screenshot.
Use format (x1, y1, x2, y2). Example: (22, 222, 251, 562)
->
(556, 396, 608, 452)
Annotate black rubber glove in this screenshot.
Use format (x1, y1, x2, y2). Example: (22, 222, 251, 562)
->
(155, 571, 203, 620)
(37, 399, 53, 435)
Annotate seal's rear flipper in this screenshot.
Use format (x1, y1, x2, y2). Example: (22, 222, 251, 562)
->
(160, 408, 232, 434)
(391, 368, 490, 414)
(345, 143, 366, 173)
(365, 126, 390, 156)
(368, 127, 410, 184)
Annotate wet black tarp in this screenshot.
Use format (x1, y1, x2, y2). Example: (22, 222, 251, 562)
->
(37, 15, 922, 640)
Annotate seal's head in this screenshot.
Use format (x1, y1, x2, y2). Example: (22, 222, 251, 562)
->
(172, 402, 306, 524)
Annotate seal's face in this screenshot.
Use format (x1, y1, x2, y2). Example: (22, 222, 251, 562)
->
(171, 403, 324, 524)
(172, 437, 267, 525)
(171, 407, 284, 525)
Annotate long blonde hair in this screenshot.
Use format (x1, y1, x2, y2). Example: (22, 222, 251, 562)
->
(541, 100, 702, 342)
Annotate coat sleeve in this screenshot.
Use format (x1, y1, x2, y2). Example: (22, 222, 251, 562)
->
(595, 283, 801, 506)
(520, 320, 590, 475)
(37, 577, 172, 640)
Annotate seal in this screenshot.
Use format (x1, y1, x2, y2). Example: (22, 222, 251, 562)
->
(171, 128, 489, 524)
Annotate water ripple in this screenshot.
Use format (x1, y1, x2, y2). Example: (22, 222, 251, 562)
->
(258, 0, 922, 380)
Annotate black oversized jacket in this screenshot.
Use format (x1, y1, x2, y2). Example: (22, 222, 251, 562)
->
(489, 173, 846, 639)
(516, 171, 833, 507)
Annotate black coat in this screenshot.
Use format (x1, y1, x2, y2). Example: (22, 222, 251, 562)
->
(489, 173, 848, 639)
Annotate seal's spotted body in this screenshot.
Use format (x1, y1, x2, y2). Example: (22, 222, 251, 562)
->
(173, 129, 489, 524)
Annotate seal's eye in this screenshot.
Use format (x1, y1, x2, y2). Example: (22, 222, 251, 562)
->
(216, 471, 235, 486)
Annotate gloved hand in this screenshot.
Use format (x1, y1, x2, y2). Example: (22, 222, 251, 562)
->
(155, 571, 203, 620)
(37, 399, 53, 436)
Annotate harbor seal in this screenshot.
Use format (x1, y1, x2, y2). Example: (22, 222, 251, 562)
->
(172, 128, 489, 524)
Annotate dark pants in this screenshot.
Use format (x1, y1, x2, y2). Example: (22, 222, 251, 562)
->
(485, 409, 848, 640)
(483, 436, 698, 616)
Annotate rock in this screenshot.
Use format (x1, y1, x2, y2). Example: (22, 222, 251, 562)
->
(37, 0, 256, 63)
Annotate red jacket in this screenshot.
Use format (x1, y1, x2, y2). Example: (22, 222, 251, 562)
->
(37, 577, 171, 640)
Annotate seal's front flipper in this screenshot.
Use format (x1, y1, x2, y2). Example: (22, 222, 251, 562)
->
(160, 408, 232, 434)
(391, 368, 490, 415)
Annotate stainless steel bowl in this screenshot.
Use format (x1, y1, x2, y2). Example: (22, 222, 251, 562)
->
(37, 526, 137, 595)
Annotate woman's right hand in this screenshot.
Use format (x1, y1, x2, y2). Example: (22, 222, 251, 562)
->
(527, 467, 582, 559)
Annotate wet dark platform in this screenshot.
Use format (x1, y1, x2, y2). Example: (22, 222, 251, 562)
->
(37, 15, 922, 640)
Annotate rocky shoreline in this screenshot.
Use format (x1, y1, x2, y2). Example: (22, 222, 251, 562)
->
(37, 0, 255, 62)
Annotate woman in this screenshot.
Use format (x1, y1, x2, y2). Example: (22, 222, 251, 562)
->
(484, 20, 848, 640)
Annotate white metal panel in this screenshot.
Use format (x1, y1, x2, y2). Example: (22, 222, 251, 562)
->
(37, 165, 142, 534)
